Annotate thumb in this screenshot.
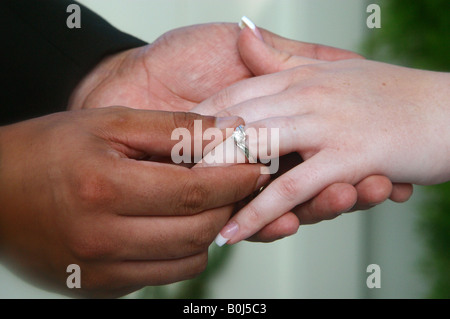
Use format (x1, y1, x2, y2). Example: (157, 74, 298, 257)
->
(237, 17, 320, 76)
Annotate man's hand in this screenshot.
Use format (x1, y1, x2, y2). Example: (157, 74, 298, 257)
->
(68, 22, 411, 243)
(68, 23, 254, 111)
(0, 107, 267, 297)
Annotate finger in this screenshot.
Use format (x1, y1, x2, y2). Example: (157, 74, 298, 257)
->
(292, 183, 358, 225)
(98, 106, 242, 159)
(112, 206, 233, 260)
(197, 117, 317, 169)
(217, 151, 351, 245)
(110, 160, 269, 216)
(242, 116, 321, 160)
(192, 69, 292, 116)
(348, 175, 394, 211)
(245, 212, 300, 243)
(198, 116, 321, 180)
(259, 27, 365, 61)
(390, 183, 414, 203)
(238, 25, 322, 76)
(195, 135, 250, 168)
(212, 71, 328, 122)
(214, 93, 306, 124)
(194, 62, 325, 119)
(109, 252, 209, 289)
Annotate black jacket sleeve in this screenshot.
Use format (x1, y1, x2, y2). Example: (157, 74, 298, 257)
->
(1, 0, 147, 125)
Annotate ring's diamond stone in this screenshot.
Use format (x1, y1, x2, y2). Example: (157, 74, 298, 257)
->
(233, 125, 246, 148)
(233, 125, 250, 159)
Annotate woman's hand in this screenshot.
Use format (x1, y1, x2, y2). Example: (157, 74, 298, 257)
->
(197, 27, 450, 245)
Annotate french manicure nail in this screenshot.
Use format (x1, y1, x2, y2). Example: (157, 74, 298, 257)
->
(215, 116, 241, 130)
(239, 16, 264, 41)
(215, 221, 239, 247)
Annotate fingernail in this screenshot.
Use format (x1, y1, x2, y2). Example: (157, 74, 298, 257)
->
(239, 16, 264, 41)
(214, 221, 239, 247)
(260, 166, 271, 175)
(215, 116, 241, 130)
(256, 173, 270, 190)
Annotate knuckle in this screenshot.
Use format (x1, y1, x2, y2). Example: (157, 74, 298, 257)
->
(210, 87, 232, 113)
(76, 170, 115, 207)
(275, 175, 300, 202)
(312, 44, 322, 60)
(306, 84, 336, 97)
(177, 180, 209, 215)
(215, 109, 234, 119)
(290, 64, 321, 83)
(302, 63, 321, 75)
(188, 223, 216, 252)
(245, 204, 262, 225)
(277, 50, 295, 69)
(171, 112, 200, 133)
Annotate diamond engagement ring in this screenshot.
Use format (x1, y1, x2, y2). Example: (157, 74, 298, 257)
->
(232, 125, 252, 161)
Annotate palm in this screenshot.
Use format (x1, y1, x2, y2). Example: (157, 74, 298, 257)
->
(69, 23, 252, 111)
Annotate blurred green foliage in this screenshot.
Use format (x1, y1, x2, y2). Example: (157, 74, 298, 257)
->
(364, 0, 450, 71)
(420, 183, 450, 298)
(363, 0, 450, 298)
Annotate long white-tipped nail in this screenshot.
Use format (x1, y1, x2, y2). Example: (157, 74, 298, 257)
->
(214, 233, 229, 247)
(214, 221, 239, 247)
(239, 16, 256, 30)
(239, 16, 264, 41)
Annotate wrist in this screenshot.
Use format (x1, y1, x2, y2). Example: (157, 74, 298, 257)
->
(0, 120, 40, 249)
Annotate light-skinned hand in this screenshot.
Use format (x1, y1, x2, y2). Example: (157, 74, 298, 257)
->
(197, 26, 449, 245)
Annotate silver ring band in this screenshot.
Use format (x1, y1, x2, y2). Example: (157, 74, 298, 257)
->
(233, 125, 252, 161)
